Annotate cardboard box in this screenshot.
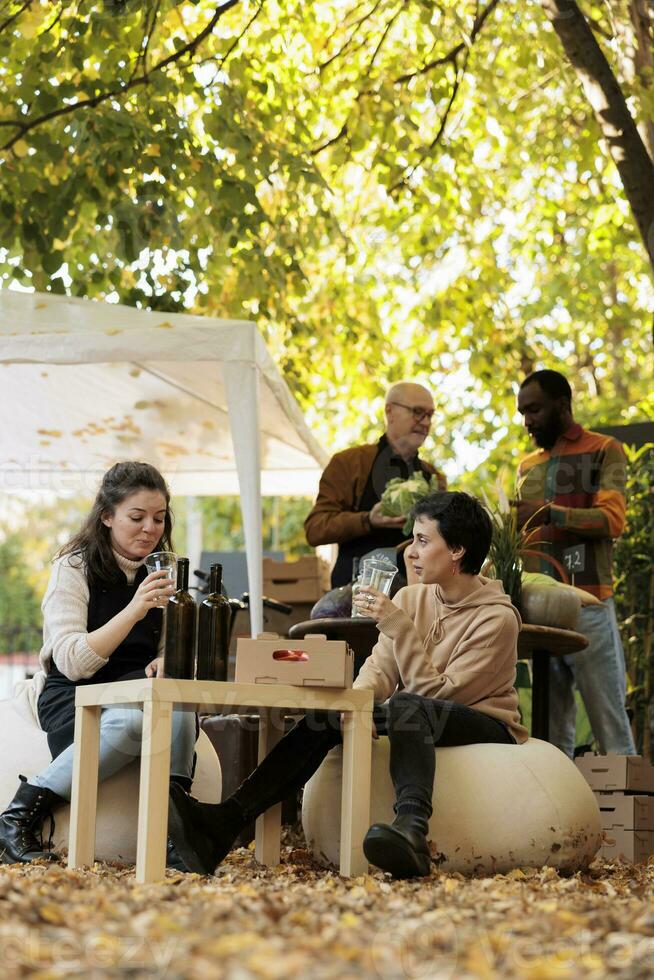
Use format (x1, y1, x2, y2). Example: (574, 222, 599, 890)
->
(600, 828, 654, 863)
(575, 754, 654, 794)
(596, 793, 654, 831)
(263, 556, 331, 604)
(227, 602, 315, 667)
(235, 634, 354, 688)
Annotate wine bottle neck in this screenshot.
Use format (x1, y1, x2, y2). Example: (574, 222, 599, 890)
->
(209, 564, 223, 594)
(177, 559, 190, 591)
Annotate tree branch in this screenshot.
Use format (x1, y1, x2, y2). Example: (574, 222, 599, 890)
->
(312, 0, 498, 158)
(365, 0, 405, 74)
(129, 0, 162, 83)
(0, 0, 242, 151)
(312, 121, 349, 156)
(40, 1, 65, 36)
(393, 0, 501, 83)
(199, 0, 264, 74)
(541, 0, 654, 273)
(388, 51, 468, 193)
(0, 0, 31, 36)
(318, 0, 386, 72)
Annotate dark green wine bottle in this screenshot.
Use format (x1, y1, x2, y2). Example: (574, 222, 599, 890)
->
(164, 558, 197, 679)
(196, 563, 231, 681)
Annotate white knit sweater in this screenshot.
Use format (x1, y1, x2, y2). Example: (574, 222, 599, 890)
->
(23, 551, 162, 715)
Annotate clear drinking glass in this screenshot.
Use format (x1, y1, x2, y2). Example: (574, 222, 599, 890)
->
(351, 556, 397, 618)
(144, 551, 178, 596)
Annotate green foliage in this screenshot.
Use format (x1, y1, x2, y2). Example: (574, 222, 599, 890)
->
(194, 496, 313, 558)
(0, 0, 651, 479)
(485, 506, 523, 610)
(0, 533, 43, 654)
(615, 444, 654, 758)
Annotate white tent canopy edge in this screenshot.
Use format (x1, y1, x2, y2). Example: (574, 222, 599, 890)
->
(0, 290, 328, 634)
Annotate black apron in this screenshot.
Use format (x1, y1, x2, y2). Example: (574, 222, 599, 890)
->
(331, 444, 433, 587)
(38, 567, 162, 759)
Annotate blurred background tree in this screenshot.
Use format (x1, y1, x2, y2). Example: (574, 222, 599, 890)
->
(0, 533, 43, 653)
(0, 0, 652, 650)
(615, 443, 654, 758)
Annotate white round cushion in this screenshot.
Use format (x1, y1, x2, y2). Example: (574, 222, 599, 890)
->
(302, 737, 601, 874)
(0, 695, 221, 864)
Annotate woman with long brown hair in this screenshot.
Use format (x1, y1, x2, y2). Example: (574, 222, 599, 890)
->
(0, 462, 196, 869)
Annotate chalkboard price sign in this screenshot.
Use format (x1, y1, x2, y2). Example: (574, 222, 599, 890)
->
(562, 544, 586, 575)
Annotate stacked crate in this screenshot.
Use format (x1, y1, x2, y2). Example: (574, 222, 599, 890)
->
(575, 754, 654, 862)
(263, 556, 331, 606)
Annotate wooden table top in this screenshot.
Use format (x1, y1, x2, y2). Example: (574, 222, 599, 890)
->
(517, 623, 588, 658)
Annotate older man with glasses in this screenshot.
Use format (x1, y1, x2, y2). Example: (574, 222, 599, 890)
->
(305, 382, 446, 587)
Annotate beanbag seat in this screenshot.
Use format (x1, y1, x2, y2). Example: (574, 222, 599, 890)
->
(302, 737, 601, 874)
(0, 694, 221, 864)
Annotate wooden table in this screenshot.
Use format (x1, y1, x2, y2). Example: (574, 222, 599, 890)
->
(67, 678, 374, 883)
(517, 624, 588, 741)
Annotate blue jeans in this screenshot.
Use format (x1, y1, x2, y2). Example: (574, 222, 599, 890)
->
(30, 706, 197, 801)
(548, 598, 635, 757)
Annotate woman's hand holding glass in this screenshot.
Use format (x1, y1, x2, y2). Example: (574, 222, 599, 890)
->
(352, 585, 396, 623)
(130, 570, 175, 621)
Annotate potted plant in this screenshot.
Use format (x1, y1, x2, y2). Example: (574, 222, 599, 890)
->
(484, 483, 524, 611)
(483, 479, 574, 621)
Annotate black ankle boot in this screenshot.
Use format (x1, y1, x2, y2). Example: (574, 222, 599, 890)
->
(0, 777, 65, 865)
(167, 783, 247, 875)
(166, 837, 191, 872)
(363, 812, 431, 879)
(165, 779, 195, 872)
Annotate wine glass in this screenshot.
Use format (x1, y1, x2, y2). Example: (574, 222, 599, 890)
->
(144, 551, 178, 596)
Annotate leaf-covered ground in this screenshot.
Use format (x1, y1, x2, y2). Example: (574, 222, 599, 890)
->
(1, 835, 653, 979)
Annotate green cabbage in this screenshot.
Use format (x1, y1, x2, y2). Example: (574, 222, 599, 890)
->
(379, 473, 434, 535)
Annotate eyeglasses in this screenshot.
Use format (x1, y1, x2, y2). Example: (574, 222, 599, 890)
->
(389, 401, 435, 423)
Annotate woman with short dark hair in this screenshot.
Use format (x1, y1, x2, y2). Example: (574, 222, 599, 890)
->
(0, 462, 196, 868)
(169, 490, 528, 878)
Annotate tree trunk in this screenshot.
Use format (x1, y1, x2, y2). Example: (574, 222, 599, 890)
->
(541, 0, 654, 275)
(628, 0, 654, 162)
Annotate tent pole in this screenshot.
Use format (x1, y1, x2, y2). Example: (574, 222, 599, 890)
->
(224, 361, 263, 636)
(185, 496, 203, 591)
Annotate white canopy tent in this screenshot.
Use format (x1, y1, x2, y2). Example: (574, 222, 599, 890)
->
(0, 290, 327, 633)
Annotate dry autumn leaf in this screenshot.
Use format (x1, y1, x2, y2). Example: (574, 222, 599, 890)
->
(0, 829, 652, 978)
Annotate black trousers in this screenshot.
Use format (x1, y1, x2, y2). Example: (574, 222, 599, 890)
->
(231, 691, 515, 821)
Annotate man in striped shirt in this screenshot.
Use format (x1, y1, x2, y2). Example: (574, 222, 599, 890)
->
(516, 369, 635, 757)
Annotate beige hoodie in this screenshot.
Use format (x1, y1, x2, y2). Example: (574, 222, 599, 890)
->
(353, 577, 528, 743)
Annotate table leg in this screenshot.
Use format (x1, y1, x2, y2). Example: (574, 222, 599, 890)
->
(255, 708, 283, 866)
(340, 709, 372, 877)
(135, 699, 173, 883)
(531, 649, 550, 741)
(68, 704, 101, 869)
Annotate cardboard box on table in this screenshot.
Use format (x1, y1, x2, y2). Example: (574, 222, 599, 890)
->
(263, 556, 331, 605)
(226, 603, 315, 679)
(576, 754, 654, 863)
(235, 634, 354, 688)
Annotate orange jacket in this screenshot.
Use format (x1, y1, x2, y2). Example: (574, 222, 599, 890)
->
(305, 440, 446, 547)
